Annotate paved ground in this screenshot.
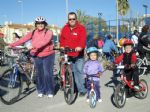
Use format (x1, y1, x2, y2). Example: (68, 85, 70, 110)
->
(0, 64, 150, 112)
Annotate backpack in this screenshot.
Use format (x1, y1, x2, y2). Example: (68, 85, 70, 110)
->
(31, 28, 48, 38)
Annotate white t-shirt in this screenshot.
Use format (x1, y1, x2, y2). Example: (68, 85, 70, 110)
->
(131, 35, 138, 46)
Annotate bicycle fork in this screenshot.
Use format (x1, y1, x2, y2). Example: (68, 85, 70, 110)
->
(8, 64, 19, 88)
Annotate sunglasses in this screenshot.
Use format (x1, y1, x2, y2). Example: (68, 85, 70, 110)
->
(68, 18, 76, 21)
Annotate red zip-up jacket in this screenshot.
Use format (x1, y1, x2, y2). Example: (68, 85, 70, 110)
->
(60, 21, 86, 57)
(114, 52, 137, 64)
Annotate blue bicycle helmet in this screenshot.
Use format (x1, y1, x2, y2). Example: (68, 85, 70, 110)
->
(87, 47, 98, 55)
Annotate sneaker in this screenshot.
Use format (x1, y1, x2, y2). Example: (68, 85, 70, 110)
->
(134, 85, 140, 90)
(98, 99, 102, 102)
(47, 94, 54, 98)
(86, 99, 89, 102)
(38, 93, 43, 98)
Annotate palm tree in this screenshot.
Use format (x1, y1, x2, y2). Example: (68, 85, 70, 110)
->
(117, 0, 130, 16)
(76, 9, 89, 25)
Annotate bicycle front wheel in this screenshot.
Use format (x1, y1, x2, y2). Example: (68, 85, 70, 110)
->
(0, 69, 23, 105)
(114, 83, 126, 108)
(63, 65, 78, 105)
(89, 90, 97, 108)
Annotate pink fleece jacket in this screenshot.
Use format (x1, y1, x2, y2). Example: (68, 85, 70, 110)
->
(10, 29, 55, 57)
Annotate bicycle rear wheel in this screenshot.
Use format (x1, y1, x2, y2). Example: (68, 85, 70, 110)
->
(89, 90, 97, 108)
(114, 83, 126, 108)
(63, 65, 78, 105)
(135, 79, 148, 99)
(0, 69, 23, 105)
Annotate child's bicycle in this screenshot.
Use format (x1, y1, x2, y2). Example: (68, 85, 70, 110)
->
(86, 75, 100, 108)
(54, 47, 78, 105)
(114, 65, 148, 108)
(0, 46, 35, 105)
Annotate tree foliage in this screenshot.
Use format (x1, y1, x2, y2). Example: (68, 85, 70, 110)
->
(117, 0, 130, 16)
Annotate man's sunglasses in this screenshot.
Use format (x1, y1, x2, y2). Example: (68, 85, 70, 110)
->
(68, 18, 76, 21)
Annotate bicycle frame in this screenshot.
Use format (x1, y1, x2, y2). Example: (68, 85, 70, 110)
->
(117, 65, 146, 92)
(120, 75, 146, 92)
(8, 47, 35, 87)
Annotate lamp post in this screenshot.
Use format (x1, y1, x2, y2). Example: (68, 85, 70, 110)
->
(143, 4, 148, 17)
(65, 0, 69, 21)
(98, 12, 102, 36)
(18, 0, 23, 24)
(116, 0, 119, 43)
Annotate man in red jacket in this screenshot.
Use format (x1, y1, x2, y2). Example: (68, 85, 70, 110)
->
(60, 12, 87, 96)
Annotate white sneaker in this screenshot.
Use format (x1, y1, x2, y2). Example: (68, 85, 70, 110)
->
(86, 99, 89, 102)
(98, 99, 102, 103)
(38, 93, 43, 98)
(47, 94, 54, 98)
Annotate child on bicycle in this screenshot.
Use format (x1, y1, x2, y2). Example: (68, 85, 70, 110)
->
(83, 47, 104, 102)
(114, 39, 140, 90)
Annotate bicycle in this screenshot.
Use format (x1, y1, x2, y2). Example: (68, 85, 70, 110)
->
(86, 75, 99, 108)
(0, 49, 5, 66)
(0, 46, 35, 105)
(54, 47, 78, 105)
(114, 65, 148, 108)
(136, 52, 150, 76)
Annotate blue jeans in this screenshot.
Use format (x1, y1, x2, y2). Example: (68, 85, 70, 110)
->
(34, 53, 55, 95)
(72, 58, 86, 93)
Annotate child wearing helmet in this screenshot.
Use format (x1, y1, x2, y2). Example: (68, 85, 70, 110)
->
(83, 47, 104, 102)
(114, 39, 140, 90)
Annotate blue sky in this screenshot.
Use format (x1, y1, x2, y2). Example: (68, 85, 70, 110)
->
(0, 0, 150, 27)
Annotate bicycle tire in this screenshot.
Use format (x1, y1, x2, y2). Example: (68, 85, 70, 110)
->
(114, 83, 126, 108)
(137, 58, 147, 76)
(135, 79, 148, 99)
(89, 90, 97, 108)
(0, 68, 23, 105)
(63, 65, 78, 105)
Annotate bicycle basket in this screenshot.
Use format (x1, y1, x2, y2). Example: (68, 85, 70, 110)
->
(4, 47, 22, 58)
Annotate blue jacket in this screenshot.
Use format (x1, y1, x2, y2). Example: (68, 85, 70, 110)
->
(102, 39, 118, 53)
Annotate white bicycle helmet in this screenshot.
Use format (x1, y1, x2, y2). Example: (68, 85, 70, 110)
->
(35, 16, 48, 26)
(35, 16, 46, 22)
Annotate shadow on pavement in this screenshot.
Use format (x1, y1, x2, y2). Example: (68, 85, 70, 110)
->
(16, 86, 36, 103)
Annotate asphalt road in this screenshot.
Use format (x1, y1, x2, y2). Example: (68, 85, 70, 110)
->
(0, 65, 150, 112)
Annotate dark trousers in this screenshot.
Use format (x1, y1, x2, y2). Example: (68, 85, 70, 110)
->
(87, 80, 101, 100)
(103, 52, 114, 63)
(34, 53, 55, 95)
(125, 67, 139, 86)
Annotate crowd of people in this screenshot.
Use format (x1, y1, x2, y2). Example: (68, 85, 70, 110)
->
(0, 11, 149, 104)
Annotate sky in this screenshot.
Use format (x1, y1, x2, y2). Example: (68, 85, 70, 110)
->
(0, 0, 150, 27)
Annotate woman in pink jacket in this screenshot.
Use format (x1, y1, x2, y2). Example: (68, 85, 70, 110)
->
(9, 16, 55, 98)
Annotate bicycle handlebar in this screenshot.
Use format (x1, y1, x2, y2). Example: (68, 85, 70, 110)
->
(53, 47, 76, 53)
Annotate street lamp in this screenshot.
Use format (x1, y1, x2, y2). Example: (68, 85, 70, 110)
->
(18, 0, 23, 23)
(143, 4, 148, 17)
(116, 0, 119, 44)
(65, 0, 69, 21)
(98, 12, 102, 36)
